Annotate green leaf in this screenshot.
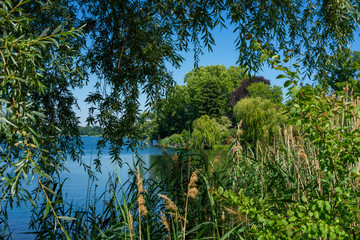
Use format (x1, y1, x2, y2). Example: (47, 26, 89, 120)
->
(276, 74, 287, 79)
(39, 27, 50, 38)
(58, 216, 76, 221)
(0, 99, 10, 104)
(291, 85, 300, 97)
(51, 24, 62, 35)
(218, 186, 224, 195)
(43, 201, 50, 219)
(284, 80, 292, 87)
(250, 42, 261, 50)
(260, 53, 268, 63)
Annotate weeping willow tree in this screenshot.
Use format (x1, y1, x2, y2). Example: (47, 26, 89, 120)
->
(233, 97, 287, 147)
(192, 115, 223, 149)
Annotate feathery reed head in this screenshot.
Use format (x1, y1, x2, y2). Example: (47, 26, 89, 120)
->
(188, 170, 199, 199)
(138, 194, 148, 216)
(160, 211, 170, 236)
(136, 168, 148, 217)
(158, 194, 178, 213)
(129, 211, 134, 234)
(136, 168, 146, 194)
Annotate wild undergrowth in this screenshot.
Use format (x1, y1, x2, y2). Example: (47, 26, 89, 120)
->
(3, 91, 360, 239)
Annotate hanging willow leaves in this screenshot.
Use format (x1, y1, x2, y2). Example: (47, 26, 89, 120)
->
(0, 1, 85, 236)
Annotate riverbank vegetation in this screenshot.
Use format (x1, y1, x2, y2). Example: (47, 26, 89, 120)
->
(24, 84, 360, 239)
(1, 0, 360, 239)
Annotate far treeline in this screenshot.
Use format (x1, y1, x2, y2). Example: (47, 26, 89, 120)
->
(79, 126, 103, 136)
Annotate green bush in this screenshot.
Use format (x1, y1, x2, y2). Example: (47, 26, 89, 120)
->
(160, 133, 183, 147)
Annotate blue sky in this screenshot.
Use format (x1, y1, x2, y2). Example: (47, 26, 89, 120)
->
(74, 25, 360, 126)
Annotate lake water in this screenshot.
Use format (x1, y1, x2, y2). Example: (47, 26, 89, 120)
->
(2, 137, 170, 239)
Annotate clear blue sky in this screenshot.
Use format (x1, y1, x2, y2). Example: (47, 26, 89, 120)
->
(74, 26, 360, 126)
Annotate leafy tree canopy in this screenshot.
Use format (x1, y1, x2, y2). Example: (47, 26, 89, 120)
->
(185, 65, 246, 119)
(2, 0, 360, 206)
(316, 49, 360, 95)
(248, 82, 283, 105)
(134, 111, 159, 141)
(154, 85, 191, 138)
(80, 0, 360, 165)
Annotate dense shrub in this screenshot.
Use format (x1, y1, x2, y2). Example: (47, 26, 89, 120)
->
(160, 133, 183, 147)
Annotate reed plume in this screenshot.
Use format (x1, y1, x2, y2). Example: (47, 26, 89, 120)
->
(129, 211, 134, 235)
(136, 169, 148, 217)
(160, 211, 171, 239)
(187, 170, 199, 200)
(158, 194, 178, 213)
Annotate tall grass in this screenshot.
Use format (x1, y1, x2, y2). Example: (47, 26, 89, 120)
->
(2, 92, 360, 239)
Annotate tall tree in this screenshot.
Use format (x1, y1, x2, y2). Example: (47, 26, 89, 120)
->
(228, 76, 270, 106)
(316, 49, 360, 95)
(185, 65, 246, 120)
(247, 82, 283, 105)
(155, 85, 191, 138)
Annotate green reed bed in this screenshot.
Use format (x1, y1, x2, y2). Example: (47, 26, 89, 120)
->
(3, 90, 360, 239)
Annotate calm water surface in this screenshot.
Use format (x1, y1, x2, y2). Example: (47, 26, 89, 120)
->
(4, 137, 169, 239)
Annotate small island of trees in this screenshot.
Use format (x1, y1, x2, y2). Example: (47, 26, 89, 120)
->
(136, 65, 285, 150)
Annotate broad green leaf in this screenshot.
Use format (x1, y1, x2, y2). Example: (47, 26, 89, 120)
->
(284, 80, 292, 87)
(276, 74, 287, 79)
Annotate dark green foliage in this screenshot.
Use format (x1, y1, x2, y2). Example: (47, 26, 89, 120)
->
(196, 78, 227, 117)
(155, 85, 191, 138)
(0, 1, 86, 238)
(134, 111, 159, 142)
(155, 65, 245, 138)
(185, 65, 246, 120)
(317, 48, 360, 95)
(0, 0, 84, 206)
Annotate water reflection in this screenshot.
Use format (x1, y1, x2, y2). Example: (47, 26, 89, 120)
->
(1, 137, 172, 239)
(1, 137, 228, 239)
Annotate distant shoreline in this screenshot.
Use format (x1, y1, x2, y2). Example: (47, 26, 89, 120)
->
(80, 135, 102, 137)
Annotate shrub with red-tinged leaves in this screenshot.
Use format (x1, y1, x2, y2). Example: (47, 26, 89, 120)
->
(228, 76, 270, 106)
